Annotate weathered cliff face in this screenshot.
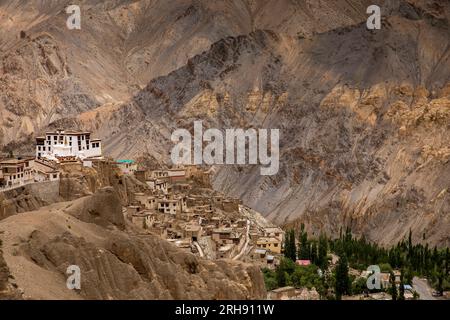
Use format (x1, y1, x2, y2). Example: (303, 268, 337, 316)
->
(0, 188, 266, 300)
(58, 161, 148, 204)
(0, 0, 381, 151)
(0, 0, 449, 246)
(64, 187, 126, 230)
(0, 240, 22, 300)
(94, 10, 449, 246)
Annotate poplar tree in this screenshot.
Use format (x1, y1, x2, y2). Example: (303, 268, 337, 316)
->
(399, 269, 405, 300)
(335, 254, 350, 300)
(318, 234, 328, 270)
(390, 271, 397, 301)
(276, 266, 287, 287)
(298, 224, 310, 260)
(310, 242, 318, 265)
(284, 230, 297, 261)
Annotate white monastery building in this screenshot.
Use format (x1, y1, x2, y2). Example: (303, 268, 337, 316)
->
(36, 130, 102, 161)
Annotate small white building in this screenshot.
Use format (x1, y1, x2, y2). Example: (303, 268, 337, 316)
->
(33, 159, 60, 182)
(36, 130, 102, 161)
(157, 197, 186, 215)
(0, 157, 35, 189)
(151, 170, 168, 179)
(147, 178, 168, 193)
(130, 211, 154, 229)
(167, 168, 186, 183)
(134, 193, 158, 210)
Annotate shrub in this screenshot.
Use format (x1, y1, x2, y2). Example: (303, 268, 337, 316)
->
(379, 263, 392, 273)
(351, 277, 368, 295)
(262, 268, 278, 291)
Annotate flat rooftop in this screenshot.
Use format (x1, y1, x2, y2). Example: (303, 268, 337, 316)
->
(45, 130, 92, 135)
(0, 157, 34, 164)
(117, 159, 135, 164)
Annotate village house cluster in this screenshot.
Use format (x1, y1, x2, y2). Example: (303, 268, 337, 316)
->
(125, 165, 285, 265)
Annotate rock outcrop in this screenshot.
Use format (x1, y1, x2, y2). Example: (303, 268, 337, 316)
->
(64, 187, 125, 230)
(0, 236, 22, 299)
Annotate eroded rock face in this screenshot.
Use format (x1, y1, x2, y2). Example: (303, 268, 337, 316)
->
(106, 234, 266, 300)
(17, 230, 265, 300)
(113, 23, 449, 246)
(64, 187, 125, 230)
(59, 161, 148, 205)
(0, 243, 22, 300)
(110, 5, 448, 247)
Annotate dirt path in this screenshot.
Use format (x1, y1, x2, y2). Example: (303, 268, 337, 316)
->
(233, 220, 250, 261)
(412, 277, 436, 300)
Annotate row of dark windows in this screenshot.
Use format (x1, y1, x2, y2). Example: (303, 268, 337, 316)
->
(42, 142, 99, 148)
(2, 166, 29, 174)
(5, 172, 26, 180)
(47, 135, 90, 141)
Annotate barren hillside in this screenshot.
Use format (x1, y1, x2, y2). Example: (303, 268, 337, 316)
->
(0, 0, 380, 148)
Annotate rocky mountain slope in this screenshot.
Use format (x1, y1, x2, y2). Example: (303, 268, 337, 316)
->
(0, 0, 379, 150)
(93, 2, 450, 246)
(0, 188, 266, 299)
(0, 0, 449, 246)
